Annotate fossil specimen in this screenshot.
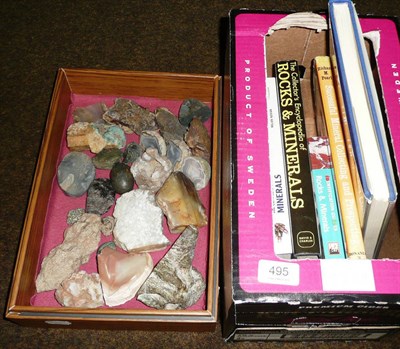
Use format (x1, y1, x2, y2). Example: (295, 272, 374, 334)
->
(137, 226, 205, 310)
(156, 172, 207, 233)
(97, 242, 153, 307)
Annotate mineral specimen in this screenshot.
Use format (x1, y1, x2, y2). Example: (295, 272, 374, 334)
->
(185, 118, 211, 161)
(57, 151, 95, 197)
(123, 141, 143, 164)
(155, 107, 187, 142)
(156, 172, 207, 233)
(36, 213, 104, 292)
(100, 216, 115, 236)
(130, 148, 173, 192)
(179, 156, 211, 190)
(86, 178, 116, 215)
(102, 98, 157, 135)
(166, 139, 191, 169)
(66, 122, 126, 153)
(55, 271, 104, 308)
(67, 208, 85, 225)
(140, 130, 167, 156)
(97, 242, 153, 307)
(92, 148, 123, 169)
(90, 124, 126, 153)
(113, 189, 170, 253)
(178, 98, 212, 127)
(137, 226, 205, 310)
(110, 162, 135, 194)
(73, 103, 107, 123)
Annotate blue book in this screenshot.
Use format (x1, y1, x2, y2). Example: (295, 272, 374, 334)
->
(328, 0, 397, 258)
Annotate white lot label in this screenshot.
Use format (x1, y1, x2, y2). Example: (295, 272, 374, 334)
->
(320, 259, 376, 292)
(258, 260, 300, 286)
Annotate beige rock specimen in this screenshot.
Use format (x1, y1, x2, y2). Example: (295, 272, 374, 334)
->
(156, 172, 207, 233)
(55, 271, 104, 308)
(130, 148, 173, 193)
(36, 213, 105, 292)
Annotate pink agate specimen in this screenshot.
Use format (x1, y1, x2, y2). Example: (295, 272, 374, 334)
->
(55, 271, 104, 308)
(97, 243, 153, 307)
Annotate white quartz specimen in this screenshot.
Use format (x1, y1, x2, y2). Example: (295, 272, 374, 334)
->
(55, 271, 104, 308)
(113, 189, 169, 253)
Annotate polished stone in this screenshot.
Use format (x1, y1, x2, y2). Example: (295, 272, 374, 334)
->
(110, 162, 135, 194)
(57, 151, 96, 197)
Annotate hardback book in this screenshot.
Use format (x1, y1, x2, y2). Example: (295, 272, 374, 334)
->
(274, 60, 321, 259)
(313, 56, 365, 259)
(328, 0, 397, 258)
(266, 77, 293, 259)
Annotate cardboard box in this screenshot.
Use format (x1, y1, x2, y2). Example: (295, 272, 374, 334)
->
(6, 68, 221, 331)
(222, 10, 400, 341)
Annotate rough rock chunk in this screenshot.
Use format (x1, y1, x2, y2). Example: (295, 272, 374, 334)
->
(55, 271, 104, 308)
(113, 189, 169, 253)
(137, 226, 205, 309)
(130, 148, 173, 193)
(35, 213, 104, 292)
(86, 178, 116, 215)
(102, 98, 157, 135)
(156, 172, 207, 233)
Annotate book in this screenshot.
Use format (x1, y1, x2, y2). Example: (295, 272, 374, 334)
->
(328, 0, 397, 258)
(308, 136, 345, 259)
(313, 56, 365, 259)
(330, 54, 365, 227)
(274, 60, 321, 259)
(266, 77, 293, 259)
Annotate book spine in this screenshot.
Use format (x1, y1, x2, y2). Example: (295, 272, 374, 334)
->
(308, 136, 346, 259)
(330, 54, 365, 226)
(314, 56, 366, 259)
(274, 60, 321, 258)
(266, 77, 293, 259)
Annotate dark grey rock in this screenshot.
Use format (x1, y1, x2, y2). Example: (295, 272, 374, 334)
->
(110, 162, 135, 194)
(86, 178, 116, 215)
(123, 141, 143, 164)
(178, 98, 212, 127)
(92, 148, 123, 169)
(57, 152, 96, 197)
